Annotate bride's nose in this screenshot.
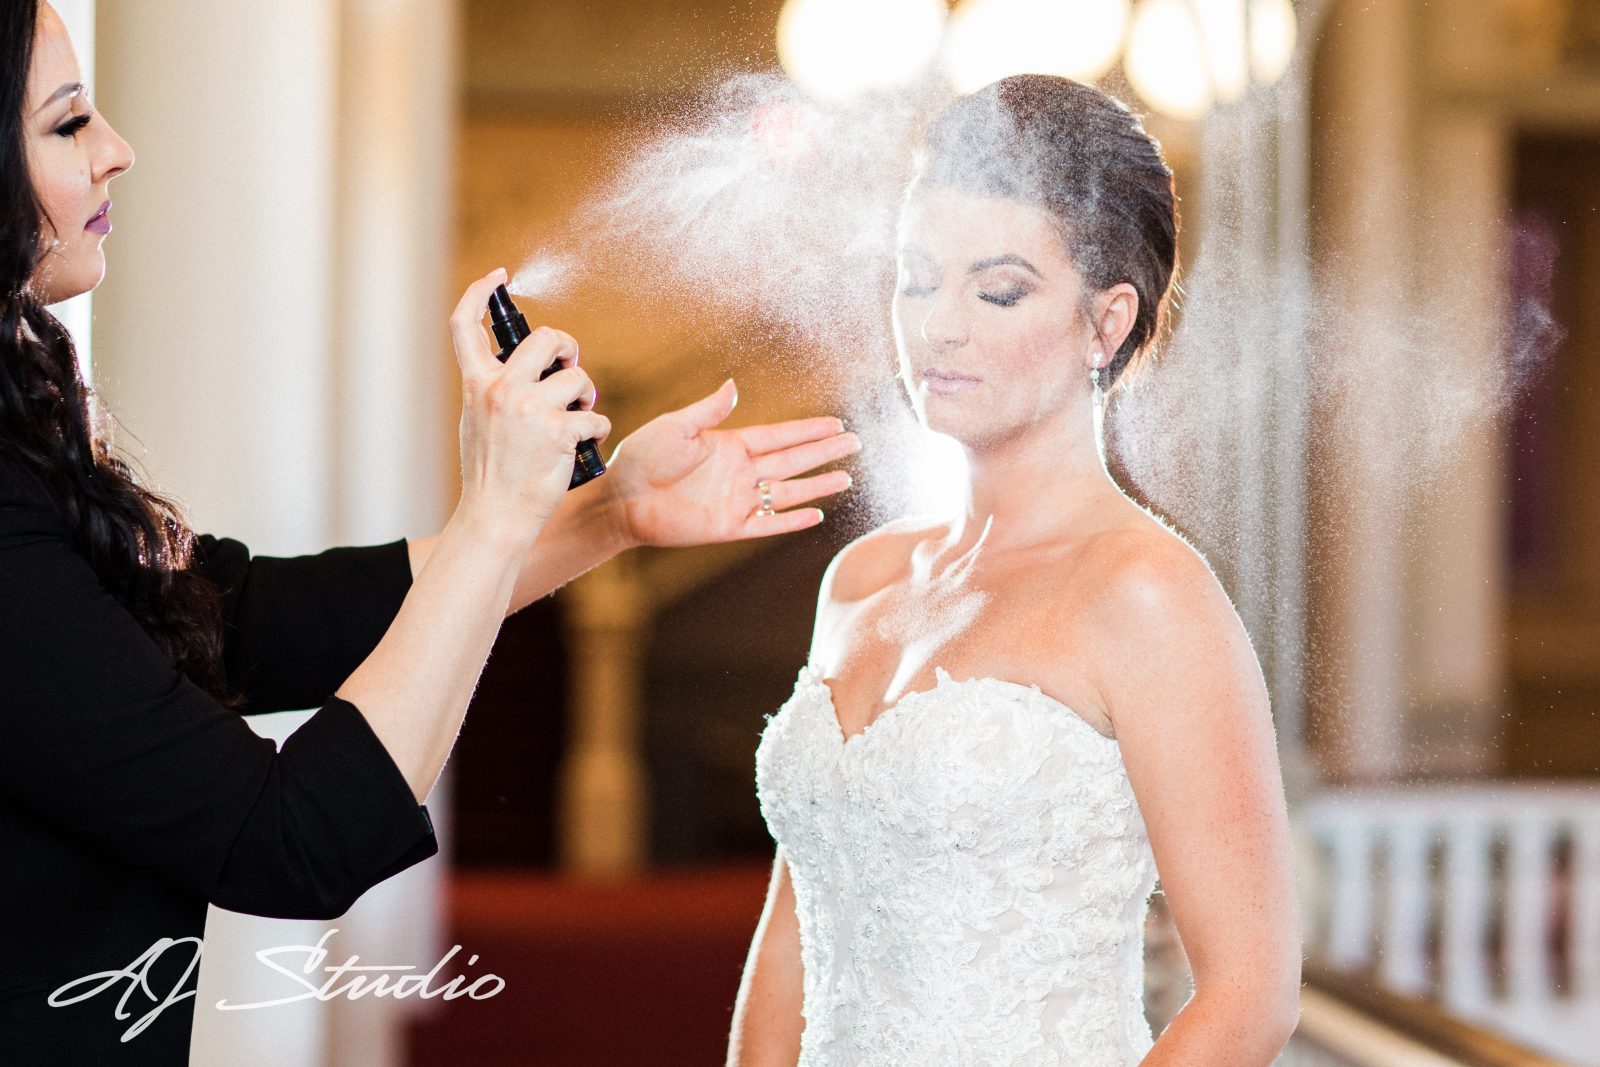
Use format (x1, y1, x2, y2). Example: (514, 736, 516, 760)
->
(919, 292, 969, 348)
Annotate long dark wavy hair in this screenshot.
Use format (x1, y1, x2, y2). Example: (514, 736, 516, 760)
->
(2, 0, 230, 699)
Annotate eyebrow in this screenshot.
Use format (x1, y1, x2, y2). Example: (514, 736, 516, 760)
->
(33, 82, 83, 115)
(969, 254, 1044, 279)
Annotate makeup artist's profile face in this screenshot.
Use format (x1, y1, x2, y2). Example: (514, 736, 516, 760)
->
(891, 184, 1092, 448)
(25, 3, 133, 306)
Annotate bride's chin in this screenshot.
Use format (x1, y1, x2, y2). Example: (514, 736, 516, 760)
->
(916, 413, 1000, 450)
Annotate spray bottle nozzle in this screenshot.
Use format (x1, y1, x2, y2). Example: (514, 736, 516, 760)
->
(482, 281, 607, 490)
(487, 284, 531, 362)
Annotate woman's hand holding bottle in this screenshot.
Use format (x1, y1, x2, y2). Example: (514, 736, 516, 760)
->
(448, 267, 610, 549)
(335, 269, 608, 802)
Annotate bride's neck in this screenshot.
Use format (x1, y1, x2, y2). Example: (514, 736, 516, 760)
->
(953, 410, 1114, 551)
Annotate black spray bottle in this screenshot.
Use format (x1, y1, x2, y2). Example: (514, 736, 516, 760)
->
(486, 284, 607, 490)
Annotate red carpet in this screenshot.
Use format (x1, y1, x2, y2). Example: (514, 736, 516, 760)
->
(406, 864, 772, 1067)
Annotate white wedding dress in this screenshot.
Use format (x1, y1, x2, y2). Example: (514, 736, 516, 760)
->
(755, 664, 1160, 1067)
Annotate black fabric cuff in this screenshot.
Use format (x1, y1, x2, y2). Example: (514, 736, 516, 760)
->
(251, 694, 439, 916)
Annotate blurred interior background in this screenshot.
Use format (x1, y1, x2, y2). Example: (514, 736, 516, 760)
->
(49, 0, 1600, 1063)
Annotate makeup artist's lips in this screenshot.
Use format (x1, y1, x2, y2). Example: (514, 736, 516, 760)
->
(85, 201, 111, 235)
(921, 368, 981, 396)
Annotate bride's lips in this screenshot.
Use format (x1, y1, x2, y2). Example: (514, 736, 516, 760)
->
(85, 200, 111, 235)
(921, 368, 981, 396)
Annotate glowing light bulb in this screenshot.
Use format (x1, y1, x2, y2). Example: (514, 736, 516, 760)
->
(1193, 0, 1248, 103)
(1249, 0, 1298, 85)
(944, 0, 1131, 95)
(776, 0, 948, 105)
(1124, 0, 1212, 121)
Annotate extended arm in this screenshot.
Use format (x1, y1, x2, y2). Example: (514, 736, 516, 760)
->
(0, 269, 609, 921)
(0, 493, 436, 920)
(405, 471, 626, 614)
(333, 269, 609, 802)
(1092, 540, 1302, 1064)
(728, 849, 806, 1067)
(406, 378, 859, 614)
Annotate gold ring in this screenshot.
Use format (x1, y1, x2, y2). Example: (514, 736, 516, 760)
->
(757, 480, 775, 517)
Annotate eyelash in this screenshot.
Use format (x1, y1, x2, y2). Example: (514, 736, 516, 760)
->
(979, 287, 1028, 307)
(899, 283, 1030, 308)
(54, 114, 91, 138)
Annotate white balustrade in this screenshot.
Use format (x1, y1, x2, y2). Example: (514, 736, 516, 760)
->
(1576, 820, 1600, 1000)
(1297, 782, 1600, 1067)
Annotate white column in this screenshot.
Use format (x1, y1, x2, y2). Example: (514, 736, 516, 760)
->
(1574, 820, 1600, 1001)
(94, 1, 339, 552)
(93, 2, 457, 1064)
(329, 0, 456, 546)
(1441, 819, 1493, 1010)
(1505, 816, 1557, 1007)
(323, 3, 457, 1064)
(1323, 818, 1375, 970)
(1405, 112, 1509, 777)
(560, 557, 651, 875)
(95, 5, 339, 1064)
(1308, 0, 1414, 781)
(1379, 820, 1431, 995)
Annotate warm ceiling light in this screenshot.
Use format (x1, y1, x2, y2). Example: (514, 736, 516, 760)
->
(1249, 0, 1298, 85)
(776, 0, 948, 105)
(1193, 0, 1248, 103)
(944, 0, 1132, 95)
(1124, 0, 1212, 121)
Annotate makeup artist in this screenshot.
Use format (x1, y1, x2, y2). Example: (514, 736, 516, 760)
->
(0, 4, 858, 1061)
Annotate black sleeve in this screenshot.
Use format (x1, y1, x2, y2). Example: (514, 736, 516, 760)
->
(192, 534, 414, 714)
(0, 464, 437, 920)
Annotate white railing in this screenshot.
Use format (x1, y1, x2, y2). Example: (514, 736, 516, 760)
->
(1297, 782, 1600, 1066)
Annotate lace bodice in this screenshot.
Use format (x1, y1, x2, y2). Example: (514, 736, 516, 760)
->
(755, 665, 1159, 1066)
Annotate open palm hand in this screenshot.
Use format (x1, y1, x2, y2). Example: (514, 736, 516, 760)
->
(604, 380, 859, 548)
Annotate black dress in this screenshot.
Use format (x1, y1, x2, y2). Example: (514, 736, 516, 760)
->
(0, 457, 439, 1064)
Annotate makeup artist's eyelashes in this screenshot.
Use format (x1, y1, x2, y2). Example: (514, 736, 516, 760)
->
(54, 113, 91, 138)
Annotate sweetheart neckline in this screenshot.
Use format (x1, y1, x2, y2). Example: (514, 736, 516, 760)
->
(802, 666, 1119, 749)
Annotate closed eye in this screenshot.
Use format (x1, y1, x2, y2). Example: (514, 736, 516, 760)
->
(54, 114, 91, 138)
(978, 286, 1029, 307)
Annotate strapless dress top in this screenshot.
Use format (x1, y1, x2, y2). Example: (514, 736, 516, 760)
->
(755, 664, 1159, 1066)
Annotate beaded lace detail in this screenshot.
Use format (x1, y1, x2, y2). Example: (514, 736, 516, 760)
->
(755, 664, 1159, 1067)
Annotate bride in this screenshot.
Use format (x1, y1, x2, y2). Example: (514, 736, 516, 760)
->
(728, 76, 1301, 1066)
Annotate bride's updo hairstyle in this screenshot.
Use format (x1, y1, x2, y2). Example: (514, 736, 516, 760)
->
(913, 74, 1179, 388)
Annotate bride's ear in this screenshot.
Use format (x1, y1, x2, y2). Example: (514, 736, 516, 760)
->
(1089, 284, 1139, 367)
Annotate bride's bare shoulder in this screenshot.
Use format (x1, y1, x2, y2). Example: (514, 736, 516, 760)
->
(1069, 512, 1243, 648)
(819, 515, 946, 605)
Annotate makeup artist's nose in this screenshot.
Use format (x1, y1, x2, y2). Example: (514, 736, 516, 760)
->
(94, 115, 134, 184)
(920, 291, 968, 348)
